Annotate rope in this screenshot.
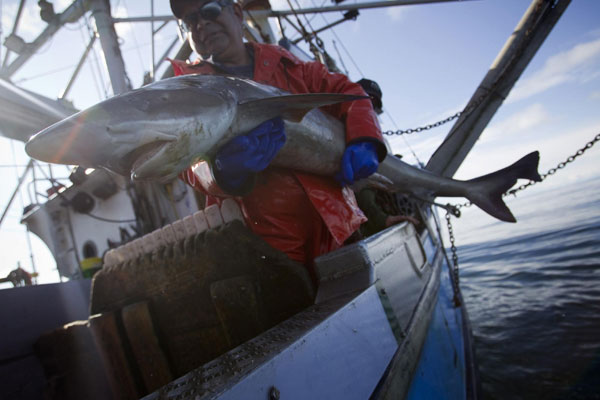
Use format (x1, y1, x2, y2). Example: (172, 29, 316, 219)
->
(331, 39, 348, 75)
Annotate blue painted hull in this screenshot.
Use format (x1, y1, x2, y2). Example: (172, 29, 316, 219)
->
(143, 209, 479, 399)
(406, 258, 473, 399)
(0, 208, 478, 400)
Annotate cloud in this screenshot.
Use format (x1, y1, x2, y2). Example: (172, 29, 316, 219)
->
(269, 0, 291, 10)
(54, 0, 75, 12)
(508, 37, 600, 103)
(454, 116, 600, 185)
(386, 7, 406, 22)
(1, 3, 44, 39)
(480, 103, 551, 144)
(1, 0, 82, 41)
(111, 5, 134, 38)
(590, 91, 600, 100)
(270, 0, 314, 11)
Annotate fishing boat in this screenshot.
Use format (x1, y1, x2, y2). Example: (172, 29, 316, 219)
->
(0, 0, 572, 399)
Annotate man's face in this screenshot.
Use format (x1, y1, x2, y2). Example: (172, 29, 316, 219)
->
(179, 0, 245, 64)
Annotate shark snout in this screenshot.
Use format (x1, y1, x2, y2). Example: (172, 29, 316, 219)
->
(25, 112, 108, 166)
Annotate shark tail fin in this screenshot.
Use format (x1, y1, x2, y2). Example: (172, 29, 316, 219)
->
(466, 151, 541, 223)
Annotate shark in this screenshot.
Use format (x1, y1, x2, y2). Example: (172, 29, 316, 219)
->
(25, 74, 541, 222)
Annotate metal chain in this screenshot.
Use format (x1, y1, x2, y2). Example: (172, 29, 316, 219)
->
(445, 210, 461, 307)
(383, 92, 489, 136)
(446, 132, 600, 208)
(383, 111, 462, 136)
(506, 132, 600, 197)
(385, 3, 549, 140)
(440, 131, 600, 307)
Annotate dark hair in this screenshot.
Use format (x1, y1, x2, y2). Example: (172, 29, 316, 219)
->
(357, 78, 383, 114)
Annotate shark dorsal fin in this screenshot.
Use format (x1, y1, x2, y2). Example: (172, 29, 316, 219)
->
(238, 93, 367, 123)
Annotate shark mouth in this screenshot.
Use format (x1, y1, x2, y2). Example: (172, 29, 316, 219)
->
(116, 140, 171, 179)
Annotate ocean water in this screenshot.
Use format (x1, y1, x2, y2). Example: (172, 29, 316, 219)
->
(454, 176, 600, 400)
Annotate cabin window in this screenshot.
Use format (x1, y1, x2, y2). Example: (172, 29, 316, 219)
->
(82, 241, 98, 259)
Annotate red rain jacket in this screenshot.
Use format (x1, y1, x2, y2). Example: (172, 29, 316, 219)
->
(172, 42, 385, 266)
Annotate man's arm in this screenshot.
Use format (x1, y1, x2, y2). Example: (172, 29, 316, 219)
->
(179, 118, 285, 196)
(301, 60, 387, 160)
(212, 117, 286, 195)
(301, 60, 387, 185)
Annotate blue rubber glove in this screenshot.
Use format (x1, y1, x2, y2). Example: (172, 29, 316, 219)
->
(214, 117, 286, 192)
(336, 141, 379, 186)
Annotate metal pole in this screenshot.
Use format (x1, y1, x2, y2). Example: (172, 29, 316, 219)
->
(154, 36, 179, 73)
(113, 15, 173, 23)
(25, 226, 38, 278)
(260, 0, 476, 17)
(426, 0, 571, 177)
(292, 15, 351, 45)
(0, 159, 33, 230)
(150, 0, 156, 82)
(89, 0, 130, 94)
(0, 0, 89, 79)
(112, 0, 477, 23)
(1, 0, 26, 68)
(153, 20, 170, 35)
(59, 34, 97, 99)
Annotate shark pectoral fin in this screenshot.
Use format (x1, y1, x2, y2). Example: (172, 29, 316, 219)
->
(469, 193, 517, 223)
(238, 94, 368, 123)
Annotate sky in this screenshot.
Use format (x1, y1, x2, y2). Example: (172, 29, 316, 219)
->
(0, 0, 599, 287)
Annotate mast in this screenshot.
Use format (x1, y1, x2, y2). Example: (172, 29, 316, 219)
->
(111, 0, 474, 23)
(88, 0, 130, 94)
(426, 0, 571, 177)
(0, 0, 89, 79)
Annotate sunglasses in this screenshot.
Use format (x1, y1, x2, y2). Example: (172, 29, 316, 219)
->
(179, 0, 233, 32)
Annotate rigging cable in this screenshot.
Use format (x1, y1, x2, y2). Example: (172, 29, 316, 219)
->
(9, 142, 38, 279)
(383, 109, 423, 166)
(286, 0, 329, 58)
(284, 0, 311, 43)
(331, 39, 349, 75)
(303, 0, 364, 76)
(292, 0, 319, 39)
(121, 0, 146, 80)
(293, 0, 342, 70)
(78, 22, 103, 100)
(83, 14, 109, 98)
(303, 0, 419, 163)
(0, 164, 32, 168)
(327, 27, 363, 76)
(14, 63, 81, 84)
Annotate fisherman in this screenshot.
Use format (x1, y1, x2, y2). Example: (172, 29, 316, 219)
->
(169, 0, 386, 273)
(353, 78, 419, 236)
